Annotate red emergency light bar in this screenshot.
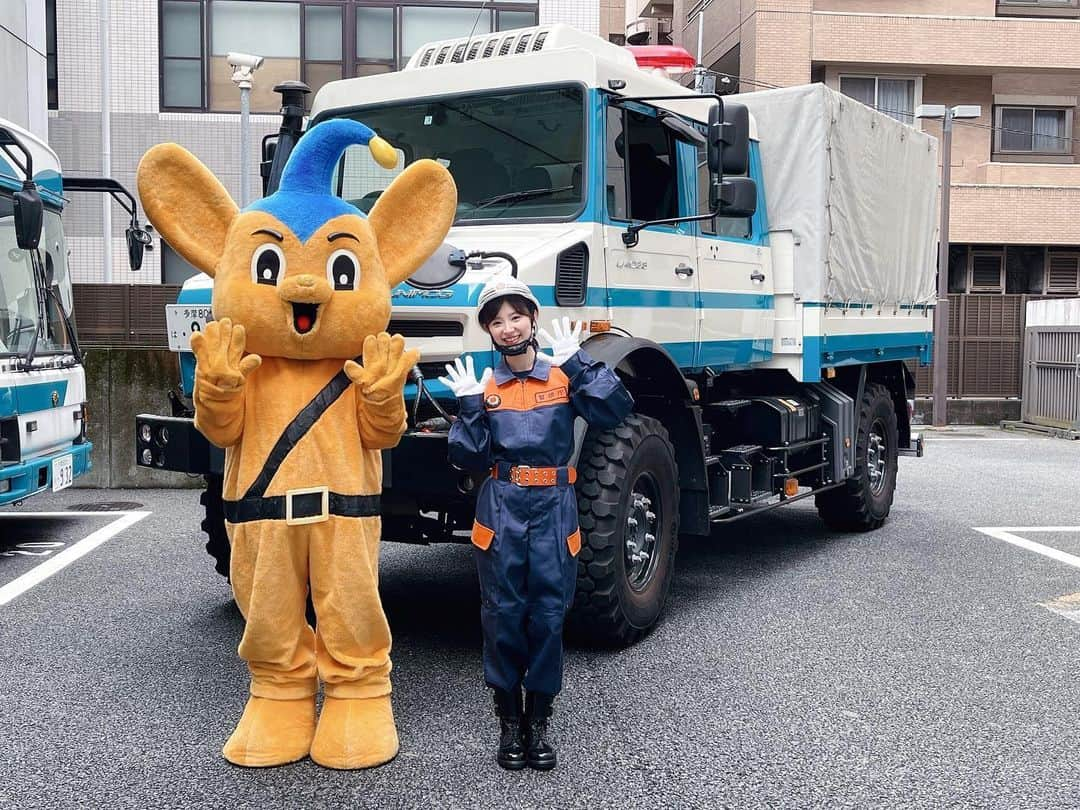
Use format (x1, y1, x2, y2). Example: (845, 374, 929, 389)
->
(625, 45, 697, 73)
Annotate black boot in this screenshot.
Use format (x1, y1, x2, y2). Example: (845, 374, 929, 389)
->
(492, 688, 526, 771)
(524, 691, 557, 771)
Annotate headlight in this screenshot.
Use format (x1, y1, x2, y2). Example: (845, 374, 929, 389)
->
(141, 448, 153, 465)
(157, 426, 169, 446)
(139, 424, 152, 444)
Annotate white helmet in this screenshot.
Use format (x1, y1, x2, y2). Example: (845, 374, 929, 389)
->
(476, 275, 541, 317)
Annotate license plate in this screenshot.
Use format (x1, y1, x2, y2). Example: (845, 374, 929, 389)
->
(52, 454, 73, 492)
(165, 304, 214, 352)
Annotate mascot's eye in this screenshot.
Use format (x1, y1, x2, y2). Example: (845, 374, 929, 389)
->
(327, 249, 361, 291)
(251, 244, 285, 286)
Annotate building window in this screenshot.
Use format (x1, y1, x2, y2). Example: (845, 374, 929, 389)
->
(160, 1, 538, 113)
(46, 0, 58, 109)
(994, 106, 1073, 155)
(162, 0, 205, 109)
(1045, 251, 1080, 293)
(998, 0, 1080, 17)
(839, 75, 918, 125)
(969, 250, 1005, 293)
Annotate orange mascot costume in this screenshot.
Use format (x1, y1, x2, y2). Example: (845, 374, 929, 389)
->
(136, 120, 456, 768)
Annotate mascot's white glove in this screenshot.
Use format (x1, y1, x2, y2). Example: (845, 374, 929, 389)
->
(438, 356, 492, 398)
(538, 317, 583, 366)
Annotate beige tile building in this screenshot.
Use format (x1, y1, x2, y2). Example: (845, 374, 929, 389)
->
(669, 0, 1080, 298)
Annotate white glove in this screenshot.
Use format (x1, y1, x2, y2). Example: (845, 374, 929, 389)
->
(538, 317, 583, 366)
(437, 356, 492, 398)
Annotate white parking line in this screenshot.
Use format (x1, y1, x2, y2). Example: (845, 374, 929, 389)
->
(925, 438, 1030, 442)
(973, 527, 1080, 570)
(0, 511, 150, 606)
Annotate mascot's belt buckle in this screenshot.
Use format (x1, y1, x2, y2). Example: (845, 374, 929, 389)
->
(285, 485, 330, 525)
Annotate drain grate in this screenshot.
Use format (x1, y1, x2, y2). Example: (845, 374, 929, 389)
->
(67, 502, 144, 512)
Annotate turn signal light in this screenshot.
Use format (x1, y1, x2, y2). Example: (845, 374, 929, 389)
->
(588, 320, 611, 333)
(784, 478, 799, 497)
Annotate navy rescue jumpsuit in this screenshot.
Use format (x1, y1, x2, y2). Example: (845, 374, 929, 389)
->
(449, 349, 633, 696)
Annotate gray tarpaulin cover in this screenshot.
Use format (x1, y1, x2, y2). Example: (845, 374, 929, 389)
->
(734, 84, 939, 307)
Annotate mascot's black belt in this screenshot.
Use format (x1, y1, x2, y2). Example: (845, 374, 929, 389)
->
(224, 488, 380, 525)
(224, 364, 382, 526)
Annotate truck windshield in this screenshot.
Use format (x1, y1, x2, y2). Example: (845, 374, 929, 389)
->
(331, 85, 585, 223)
(0, 197, 74, 357)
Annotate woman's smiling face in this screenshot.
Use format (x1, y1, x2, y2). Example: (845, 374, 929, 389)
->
(486, 300, 534, 347)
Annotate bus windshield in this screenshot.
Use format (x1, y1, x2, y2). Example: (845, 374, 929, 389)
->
(331, 85, 585, 224)
(0, 196, 74, 357)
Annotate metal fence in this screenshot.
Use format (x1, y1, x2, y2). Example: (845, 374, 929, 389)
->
(1021, 323, 1080, 432)
(909, 294, 1058, 398)
(73, 284, 181, 348)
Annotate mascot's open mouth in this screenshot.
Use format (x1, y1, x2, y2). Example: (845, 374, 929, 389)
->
(292, 303, 319, 334)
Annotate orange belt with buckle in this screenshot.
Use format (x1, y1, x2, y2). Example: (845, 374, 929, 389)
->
(491, 463, 577, 487)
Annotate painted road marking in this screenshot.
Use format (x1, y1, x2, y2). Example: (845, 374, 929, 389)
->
(924, 437, 1031, 442)
(973, 527, 1080, 570)
(975, 527, 1080, 626)
(1041, 592, 1080, 626)
(0, 511, 150, 606)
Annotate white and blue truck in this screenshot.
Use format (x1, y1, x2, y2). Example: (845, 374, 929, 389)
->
(1, 117, 150, 508)
(136, 26, 935, 645)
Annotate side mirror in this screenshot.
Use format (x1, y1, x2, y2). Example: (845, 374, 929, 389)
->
(720, 102, 750, 175)
(710, 176, 757, 218)
(406, 241, 468, 289)
(13, 182, 43, 250)
(126, 223, 153, 271)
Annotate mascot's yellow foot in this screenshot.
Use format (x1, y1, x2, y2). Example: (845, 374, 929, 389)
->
(309, 695, 399, 770)
(222, 695, 317, 767)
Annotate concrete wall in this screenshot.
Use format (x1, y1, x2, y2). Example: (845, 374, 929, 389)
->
(77, 348, 201, 489)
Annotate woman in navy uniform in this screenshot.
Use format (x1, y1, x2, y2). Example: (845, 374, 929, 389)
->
(440, 276, 633, 771)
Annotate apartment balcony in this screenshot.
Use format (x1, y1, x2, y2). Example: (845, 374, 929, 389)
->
(812, 11, 1080, 71)
(949, 180, 1080, 244)
(631, 0, 672, 20)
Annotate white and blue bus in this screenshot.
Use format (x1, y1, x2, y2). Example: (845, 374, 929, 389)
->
(0, 117, 150, 506)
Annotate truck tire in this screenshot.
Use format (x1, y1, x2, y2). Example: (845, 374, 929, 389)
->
(569, 414, 680, 647)
(815, 382, 898, 531)
(200, 473, 231, 578)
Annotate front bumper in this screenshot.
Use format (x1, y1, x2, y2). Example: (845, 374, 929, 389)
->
(0, 441, 92, 505)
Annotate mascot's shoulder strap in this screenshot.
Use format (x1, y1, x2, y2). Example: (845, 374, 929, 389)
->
(242, 367, 353, 500)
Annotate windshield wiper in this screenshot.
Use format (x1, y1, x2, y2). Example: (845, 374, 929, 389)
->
(471, 185, 574, 212)
(18, 319, 39, 372)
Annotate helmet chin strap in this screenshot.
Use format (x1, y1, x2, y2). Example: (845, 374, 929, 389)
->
(492, 321, 538, 357)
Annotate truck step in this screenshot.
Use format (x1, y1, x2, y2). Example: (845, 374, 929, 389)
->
(708, 505, 732, 519)
(705, 454, 721, 466)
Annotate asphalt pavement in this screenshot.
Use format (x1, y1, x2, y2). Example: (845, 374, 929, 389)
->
(1, 427, 1079, 809)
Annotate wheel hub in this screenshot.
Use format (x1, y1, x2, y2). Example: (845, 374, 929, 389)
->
(867, 418, 889, 496)
(624, 473, 661, 591)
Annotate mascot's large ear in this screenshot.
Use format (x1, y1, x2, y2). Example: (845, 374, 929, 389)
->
(136, 143, 240, 278)
(367, 159, 457, 287)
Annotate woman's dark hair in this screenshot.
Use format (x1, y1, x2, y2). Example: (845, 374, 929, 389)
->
(478, 294, 537, 330)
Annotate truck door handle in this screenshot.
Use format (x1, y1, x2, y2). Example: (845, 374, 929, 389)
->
(675, 263, 694, 278)
(750, 270, 766, 283)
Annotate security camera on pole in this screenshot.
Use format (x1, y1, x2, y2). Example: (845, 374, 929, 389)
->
(228, 51, 265, 208)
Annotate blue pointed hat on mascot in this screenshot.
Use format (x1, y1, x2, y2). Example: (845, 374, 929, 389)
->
(246, 118, 399, 243)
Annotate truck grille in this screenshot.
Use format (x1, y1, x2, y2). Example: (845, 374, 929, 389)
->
(387, 319, 464, 338)
(555, 242, 589, 307)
